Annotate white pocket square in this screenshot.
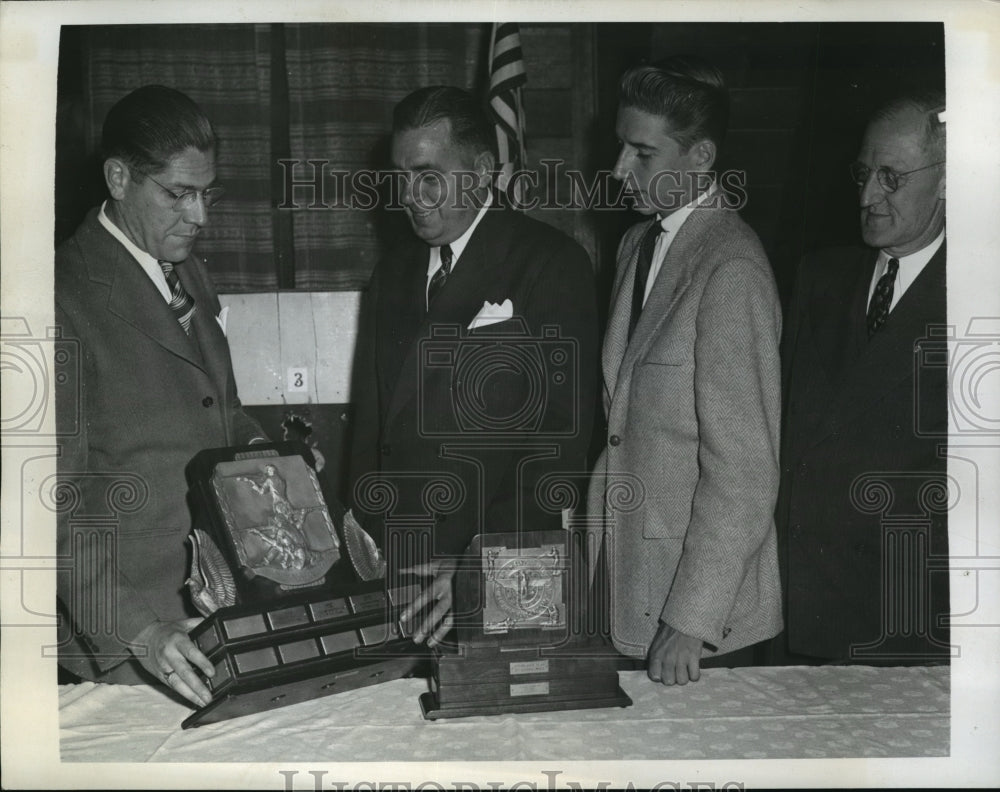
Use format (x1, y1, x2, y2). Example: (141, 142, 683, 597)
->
(215, 306, 229, 337)
(468, 299, 513, 330)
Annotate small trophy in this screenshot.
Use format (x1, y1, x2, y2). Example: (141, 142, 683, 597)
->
(182, 442, 426, 728)
(419, 530, 631, 719)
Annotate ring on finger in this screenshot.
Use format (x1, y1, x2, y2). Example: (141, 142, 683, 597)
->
(164, 670, 177, 684)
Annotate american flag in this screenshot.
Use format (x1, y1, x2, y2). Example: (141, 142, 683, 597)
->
(487, 22, 528, 205)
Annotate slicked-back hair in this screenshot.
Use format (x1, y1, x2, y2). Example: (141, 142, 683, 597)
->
(871, 89, 946, 161)
(101, 85, 217, 175)
(619, 56, 730, 153)
(392, 86, 495, 159)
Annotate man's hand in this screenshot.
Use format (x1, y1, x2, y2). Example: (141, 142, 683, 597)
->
(647, 622, 703, 686)
(132, 618, 214, 707)
(398, 560, 457, 648)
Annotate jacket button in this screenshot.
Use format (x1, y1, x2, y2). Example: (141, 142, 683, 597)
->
(609, 434, 621, 447)
(202, 396, 214, 407)
(381, 444, 391, 456)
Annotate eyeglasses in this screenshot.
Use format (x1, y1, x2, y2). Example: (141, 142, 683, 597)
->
(849, 160, 945, 194)
(139, 171, 226, 211)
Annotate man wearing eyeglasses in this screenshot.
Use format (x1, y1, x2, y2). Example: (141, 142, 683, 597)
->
(55, 85, 267, 705)
(775, 91, 949, 665)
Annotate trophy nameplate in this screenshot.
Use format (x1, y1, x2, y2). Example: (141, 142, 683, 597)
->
(182, 443, 427, 728)
(419, 530, 631, 719)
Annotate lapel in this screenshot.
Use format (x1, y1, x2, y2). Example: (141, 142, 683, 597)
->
(82, 213, 209, 373)
(605, 209, 713, 405)
(831, 242, 946, 421)
(382, 209, 515, 428)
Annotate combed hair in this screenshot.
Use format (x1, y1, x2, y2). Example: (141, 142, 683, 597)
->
(619, 56, 730, 152)
(871, 89, 946, 160)
(101, 85, 217, 174)
(392, 86, 494, 158)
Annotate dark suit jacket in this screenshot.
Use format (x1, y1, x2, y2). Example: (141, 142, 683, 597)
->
(55, 207, 266, 682)
(350, 207, 598, 569)
(777, 243, 949, 662)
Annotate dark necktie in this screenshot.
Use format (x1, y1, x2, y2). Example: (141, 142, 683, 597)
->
(158, 260, 197, 334)
(628, 222, 662, 341)
(867, 256, 899, 338)
(427, 243, 453, 309)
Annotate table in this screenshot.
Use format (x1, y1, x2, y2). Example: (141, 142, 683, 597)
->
(58, 666, 949, 762)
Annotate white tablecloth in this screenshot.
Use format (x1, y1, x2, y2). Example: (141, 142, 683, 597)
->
(58, 665, 949, 762)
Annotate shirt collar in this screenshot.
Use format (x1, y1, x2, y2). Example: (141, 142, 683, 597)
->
(656, 180, 718, 236)
(98, 200, 162, 270)
(440, 190, 493, 264)
(879, 229, 945, 270)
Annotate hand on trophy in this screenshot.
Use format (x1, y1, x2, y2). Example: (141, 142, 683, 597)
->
(398, 559, 458, 647)
(132, 618, 215, 707)
(646, 621, 703, 686)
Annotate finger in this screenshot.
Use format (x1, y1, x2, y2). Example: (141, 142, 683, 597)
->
(660, 649, 678, 686)
(413, 594, 452, 644)
(178, 641, 215, 678)
(400, 582, 438, 625)
(687, 654, 701, 683)
(674, 655, 690, 686)
(167, 667, 211, 708)
(426, 611, 454, 648)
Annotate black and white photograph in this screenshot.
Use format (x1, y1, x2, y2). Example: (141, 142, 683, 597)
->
(1, 0, 998, 788)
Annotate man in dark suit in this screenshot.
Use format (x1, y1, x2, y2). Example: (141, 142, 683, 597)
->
(776, 91, 950, 664)
(349, 86, 597, 645)
(55, 85, 267, 705)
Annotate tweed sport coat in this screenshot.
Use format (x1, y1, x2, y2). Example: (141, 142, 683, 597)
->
(349, 207, 598, 568)
(588, 205, 783, 659)
(55, 208, 266, 681)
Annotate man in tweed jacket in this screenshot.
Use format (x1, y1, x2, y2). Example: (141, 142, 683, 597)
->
(588, 57, 783, 685)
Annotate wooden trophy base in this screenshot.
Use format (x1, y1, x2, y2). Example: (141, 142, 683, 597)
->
(183, 579, 428, 728)
(419, 640, 632, 720)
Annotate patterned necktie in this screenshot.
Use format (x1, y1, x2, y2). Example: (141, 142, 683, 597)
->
(867, 256, 899, 338)
(427, 243, 453, 309)
(628, 222, 662, 341)
(158, 260, 197, 334)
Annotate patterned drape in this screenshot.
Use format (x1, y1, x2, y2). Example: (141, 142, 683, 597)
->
(68, 23, 485, 291)
(284, 23, 479, 289)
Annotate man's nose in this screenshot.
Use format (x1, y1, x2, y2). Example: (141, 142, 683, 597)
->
(183, 193, 209, 226)
(612, 147, 629, 181)
(859, 170, 885, 208)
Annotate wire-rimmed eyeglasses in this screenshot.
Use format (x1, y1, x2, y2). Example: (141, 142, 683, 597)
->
(849, 160, 945, 194)
(139, 171, 226, 211)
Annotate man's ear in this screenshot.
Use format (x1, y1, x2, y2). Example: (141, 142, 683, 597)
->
(689, 138, 717, 170)
(474, 150, 496, 189)
(103, 157, 131, 200)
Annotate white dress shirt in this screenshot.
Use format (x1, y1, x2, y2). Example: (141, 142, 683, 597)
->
(425, 191, 493, 308)
(98, 200, 173, 303)
(867, 230, 945, 313)
(640, 183, 718, 307)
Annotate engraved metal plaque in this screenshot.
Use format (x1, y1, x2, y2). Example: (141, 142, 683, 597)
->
(482, 542, 566, 634)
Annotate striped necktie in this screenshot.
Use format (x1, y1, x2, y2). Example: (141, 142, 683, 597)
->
(867, 257, 899, 338)
(158, 260, 197, 334)
(427, 243, 453, 309)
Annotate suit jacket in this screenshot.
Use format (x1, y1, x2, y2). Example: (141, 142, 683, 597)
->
(587, 207, 784, 659)
(350, 207, 598, 568)
(55, 207, 266, 681)
(777, 243, 949, 662)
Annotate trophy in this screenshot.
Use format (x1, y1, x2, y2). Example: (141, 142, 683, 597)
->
(419, 529, 632, 719)
(181, 442, 427, 728)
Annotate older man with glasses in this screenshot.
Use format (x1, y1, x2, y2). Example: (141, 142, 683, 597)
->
(773, 91, 950, 666)
(55, 85, 267, 705)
